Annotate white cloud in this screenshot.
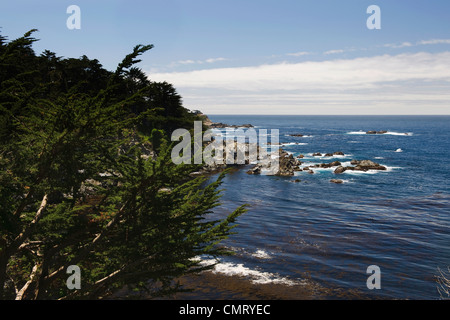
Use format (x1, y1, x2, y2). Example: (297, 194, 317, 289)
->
(173, 57, 228, 66)
(384, 42, 413, 49)
(177, 59, 196, 65)
(205, 57, 227, 63)
(417, 39, 450, 45)
(149, 51, 450, 115)
(151, 52, 450, 91)
(384, 39, 450, 49)
(323, 49, 345, 55)
(286, 51, 310, 57)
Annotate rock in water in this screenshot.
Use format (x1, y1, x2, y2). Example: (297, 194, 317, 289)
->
(330, 179, 344, 184)
(358, 160, 379, 167)
(349, 160, 387, 171)
(334, 166, 346, 174)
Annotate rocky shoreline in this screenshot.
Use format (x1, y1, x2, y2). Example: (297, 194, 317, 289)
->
(196, 112, 254, 129)
(245, 149, 387, 178)
(196, 114, 391, 182)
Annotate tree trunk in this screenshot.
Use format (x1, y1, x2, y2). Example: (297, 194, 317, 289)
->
(0, 251, 7, 299)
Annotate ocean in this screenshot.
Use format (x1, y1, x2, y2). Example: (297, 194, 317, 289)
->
(177, 115, 450, 300)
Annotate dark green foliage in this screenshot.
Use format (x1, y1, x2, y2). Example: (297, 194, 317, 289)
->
(0, 30, 245, 300)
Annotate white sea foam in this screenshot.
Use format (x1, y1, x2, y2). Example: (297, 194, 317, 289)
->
(343, 165, 401, 175)
(284, 135, 313, 138)
(281, 142, 308, 147)
(330, 179, 353, 184)
(387, 132, 413, 136)
(252, 250, 272, 260)
(347, 131, 413, 136)
(344, 169, 379, 175)
(199, 259, 297, 286)
(310, 167, 335, 173)
(386, 166, 402, 172)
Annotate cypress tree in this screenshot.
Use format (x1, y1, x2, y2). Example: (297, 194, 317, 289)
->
(0, 30, 246, 300)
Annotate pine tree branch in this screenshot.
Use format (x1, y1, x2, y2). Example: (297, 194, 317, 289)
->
(44, 197, 133, 283)
(9, 194, 48, 255)
(15, 263, 39, 300)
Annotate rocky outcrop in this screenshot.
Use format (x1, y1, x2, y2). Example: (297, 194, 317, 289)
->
(287, 133, 304, 137)
(209, 123, 254, 129)
(311, 161, 342, 169)
(195, 140, 263, 176)
(334, 166, 346, 174)
(246, 166, 261, 175)
(334, 160, 387, 174)
(330, 179, 343, 184)
(366, 130, 388, 134)
(246, 148, 302, 176)
(350, 160, 387, 170)
(277, 152, 302, 176)
(196, 112, 254, 129)
(312, 151, 345, 157)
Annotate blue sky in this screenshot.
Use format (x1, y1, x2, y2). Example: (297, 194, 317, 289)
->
(1, 0, 450, 114)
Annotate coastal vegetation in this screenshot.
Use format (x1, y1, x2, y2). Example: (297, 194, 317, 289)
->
(0, 30, 246, 300)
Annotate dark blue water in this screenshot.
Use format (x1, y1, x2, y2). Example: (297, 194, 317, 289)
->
(199, 115, 450, 300)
